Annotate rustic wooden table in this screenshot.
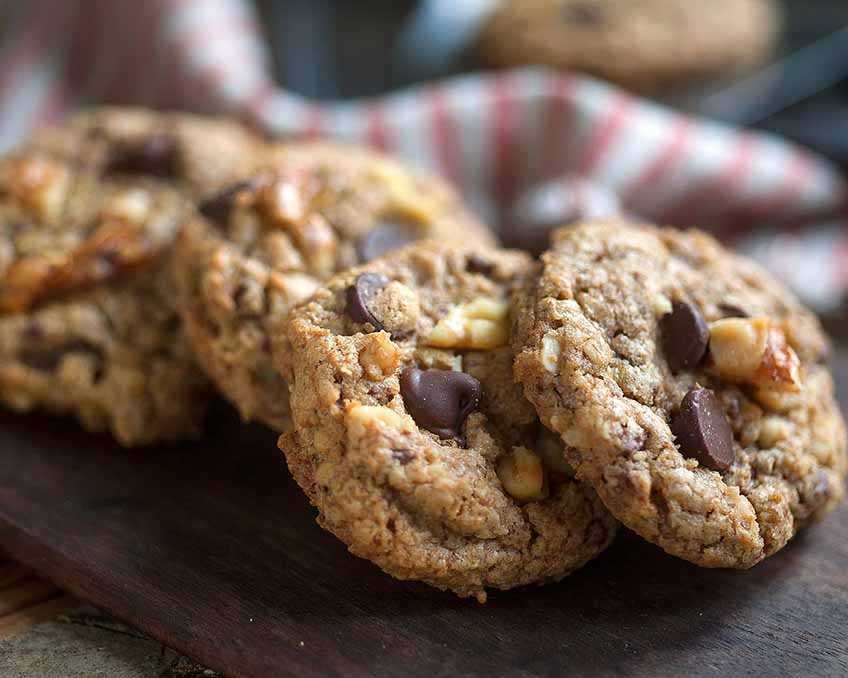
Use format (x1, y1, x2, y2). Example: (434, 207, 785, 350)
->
(0, 354, 846, 677)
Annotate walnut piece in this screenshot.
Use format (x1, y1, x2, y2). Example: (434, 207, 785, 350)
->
(358, 333, 401, 381)
(541, 333, 561, 373)
(708, 317, 801, 392)
(8, 156, 69, 223)
(0, 222, 155, 313)
(347, 404, 410, 431)
(497, 446, 548, 503)
(426, 297, 509, 350)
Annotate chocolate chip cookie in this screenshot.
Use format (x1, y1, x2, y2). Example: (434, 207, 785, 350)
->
(513, 220, 847, 568)
(474, 0, 781, 93)
(280, 241, 616, 600)
(173, 142, 494, 431)
(0, 107, 267, 445)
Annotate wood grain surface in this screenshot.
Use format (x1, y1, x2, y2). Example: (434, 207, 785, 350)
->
(0, 559, 74, 639)
(0, 360, 846, 678)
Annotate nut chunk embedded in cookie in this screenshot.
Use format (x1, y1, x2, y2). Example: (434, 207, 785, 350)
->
(280, 240, 616, 601)
(172, 141, 494, 431)
(513, 220, 847, 569)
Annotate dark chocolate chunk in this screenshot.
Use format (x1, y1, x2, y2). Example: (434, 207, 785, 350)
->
(106, 134, 179, 178)
(357, 222, 418, 262)
(199, 180, 254, 226)
(660, 300, 710, 372)
(345, 273, 390, 330)
(400, 367, 481, 443)
(671, 388, 735, 472)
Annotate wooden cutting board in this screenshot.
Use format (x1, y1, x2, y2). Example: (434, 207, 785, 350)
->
(1, 364, 847, 678)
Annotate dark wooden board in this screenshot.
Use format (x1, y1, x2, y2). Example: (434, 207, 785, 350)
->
(1, 361, 847, 678)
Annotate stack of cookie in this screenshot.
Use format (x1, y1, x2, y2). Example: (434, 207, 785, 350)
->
(1, 109, 844, 602)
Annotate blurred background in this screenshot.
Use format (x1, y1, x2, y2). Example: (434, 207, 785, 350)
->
(256, 0, 848, 165)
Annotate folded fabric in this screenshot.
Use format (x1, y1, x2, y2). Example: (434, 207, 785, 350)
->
(0, 0, 844, 310)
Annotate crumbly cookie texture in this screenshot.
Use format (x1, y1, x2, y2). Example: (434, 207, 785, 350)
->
(513, 220, 847, 568)
(0, 107, 268, 445)
(173, 142, 495, 431)
(474, 0, 780, 93)
(281, 241, 616, 601)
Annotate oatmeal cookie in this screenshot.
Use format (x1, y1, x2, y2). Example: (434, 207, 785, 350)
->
(280, 240, 616, 600)
(513, 220, 847, 567)
(173, 142, 494, 431)
(474, 0, 781, 94)
(0, 107, 267, 445)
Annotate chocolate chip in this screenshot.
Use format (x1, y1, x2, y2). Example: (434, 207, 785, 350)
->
(660, 301, 709, 373)
(346, 273, 390, 330)
(199, 180, 255, 226)
(718, 303, 748, 319)
(106, 134, 178, 178)
(671, 388, 735, 472)
(357, 222, 418, 262)
(400, 367, 481, 444)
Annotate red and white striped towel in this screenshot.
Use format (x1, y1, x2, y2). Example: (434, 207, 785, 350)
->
(0, 0, 846, 310)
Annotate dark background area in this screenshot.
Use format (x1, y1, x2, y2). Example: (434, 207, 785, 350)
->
(254, 0, 848, 165)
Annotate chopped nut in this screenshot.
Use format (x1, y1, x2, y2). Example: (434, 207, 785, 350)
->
(497, 446, 548, 503)
(358, 332, 400, 381)
(258, 172, 310, 226)
(268, 271, 320, 308)
(426, 297, 509, 350)
(369, 161, 438, 223)
(8, 156, 69, 222)
(413, 348, 462, 372)
(708, 317, 801, 392)
(541, 333, 561, 373)
(347, 404, 409, 431)
(100, 189, 153, 224)
(293, 214, 338, 274)
(0, 222, 154, 312)
(753, 386, 803, 414)
(758, 416, 791, 448)
(581, 334, 611, 367)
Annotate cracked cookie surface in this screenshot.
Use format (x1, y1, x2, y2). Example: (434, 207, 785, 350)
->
(513, 220, 847, 567)
(474, 0, 780, 93)
(280, 240, 616, 600)
(0, 107, 267, 445)
(173, 142, 494, 431)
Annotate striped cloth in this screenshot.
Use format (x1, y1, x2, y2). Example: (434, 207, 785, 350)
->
(0, 0, 845, 310)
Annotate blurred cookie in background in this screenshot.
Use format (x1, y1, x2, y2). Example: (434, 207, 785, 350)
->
(473, 0, 782, 94)
(0, 108, 268, 446)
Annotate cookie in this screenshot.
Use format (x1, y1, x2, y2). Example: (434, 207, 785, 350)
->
(173, 142, 495, 431)
(0, 107, 268, 445)
(279, 240, 616, 600)
(474, 0, 781, 93)
(513, 220, 847, 568)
